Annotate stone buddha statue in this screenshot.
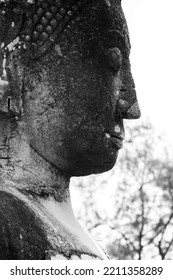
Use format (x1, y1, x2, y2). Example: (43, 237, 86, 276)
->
(0, 0, 140, 259)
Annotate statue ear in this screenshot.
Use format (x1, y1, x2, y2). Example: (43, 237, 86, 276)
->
(0, 53, 24, 116)
(0, 1, 24, 116)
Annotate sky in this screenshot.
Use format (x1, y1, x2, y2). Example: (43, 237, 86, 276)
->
(122, 0, 173, 142)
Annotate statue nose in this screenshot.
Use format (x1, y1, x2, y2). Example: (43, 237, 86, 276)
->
(117, 98, 141, 119)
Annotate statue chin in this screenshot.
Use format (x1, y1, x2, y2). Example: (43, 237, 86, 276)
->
(54, 139, 119, 176)
(66, 153, 118, 177)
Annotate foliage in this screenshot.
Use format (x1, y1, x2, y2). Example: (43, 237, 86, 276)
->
(71, 120, 173, 259)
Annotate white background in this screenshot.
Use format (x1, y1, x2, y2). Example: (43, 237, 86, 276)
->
(122, 0, 173, 142)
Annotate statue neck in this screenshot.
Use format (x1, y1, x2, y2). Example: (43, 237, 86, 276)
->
(0, 116, 70, 202)
(0, 117, 108, 260)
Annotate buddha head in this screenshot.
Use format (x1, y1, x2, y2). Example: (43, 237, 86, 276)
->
(0, 0, 140, 177)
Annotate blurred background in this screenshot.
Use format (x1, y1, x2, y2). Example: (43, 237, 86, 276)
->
(70, 0, 173, 259)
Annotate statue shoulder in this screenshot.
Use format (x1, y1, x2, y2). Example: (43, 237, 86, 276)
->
(0, 190, 49, 259)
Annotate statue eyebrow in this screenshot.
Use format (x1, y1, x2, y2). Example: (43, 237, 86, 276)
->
(106, 29, 131, 56)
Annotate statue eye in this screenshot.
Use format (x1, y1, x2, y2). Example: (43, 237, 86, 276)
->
(104, 47, 122, 73)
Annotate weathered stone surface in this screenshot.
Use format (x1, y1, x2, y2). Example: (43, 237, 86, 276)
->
(0, 0, 140, 260)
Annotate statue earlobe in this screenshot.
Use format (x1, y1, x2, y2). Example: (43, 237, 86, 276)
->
(0, 52, 24, 116)
(0, 2, 24, 116)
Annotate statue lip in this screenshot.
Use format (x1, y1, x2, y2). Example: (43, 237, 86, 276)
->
(110, 136, 123, 149)
(105, 131, 124, 149)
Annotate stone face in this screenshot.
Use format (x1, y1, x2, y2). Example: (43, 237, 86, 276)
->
(0, 0, 140, 176)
